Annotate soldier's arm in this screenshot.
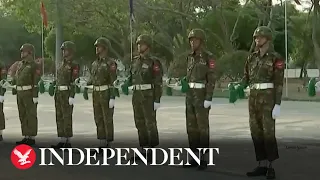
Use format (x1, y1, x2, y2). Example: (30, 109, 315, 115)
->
(240, 56, 250, 88)
(205, 55, 217, 101)
(108, 60, 118, 99)
(273, 57, 285, 105)
(0, 63, 7, 96)
(86, 62, 94, 85)
(32, 62, 41, 98)
(152, 60, 163, 103)
(70, 63, 80, 98)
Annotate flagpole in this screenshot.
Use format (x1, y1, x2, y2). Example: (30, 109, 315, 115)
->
(41, 19, 44, 76)
(130, 17, 133, 62)
(284, 0, 288, 97)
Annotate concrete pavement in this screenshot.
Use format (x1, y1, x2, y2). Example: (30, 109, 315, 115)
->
(0, 94, 319, 179)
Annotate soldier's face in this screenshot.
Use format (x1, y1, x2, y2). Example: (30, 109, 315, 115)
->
(254, 36, 267, 47)
(189, 38, 201, 51)
(62, 49, 70, 57)
(95, 45, 105, 55)
(20, 51, 29, 59)
(137, 43, 148, 53)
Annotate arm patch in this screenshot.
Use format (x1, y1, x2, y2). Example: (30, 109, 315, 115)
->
(208, 59, 215, 69)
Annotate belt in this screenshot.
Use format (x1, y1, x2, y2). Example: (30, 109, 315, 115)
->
(93, 85, 109, 91)
(133, 84, 152, 90)
(57, 86, 69, 91)
(188, 82, 205, 89)
(250, 83, 274, 90)
(16, 85, 32, 91)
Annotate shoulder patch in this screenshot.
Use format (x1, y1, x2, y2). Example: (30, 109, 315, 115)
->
(153, 61, 161, 72)
(110, 62, 117, 71)
(274, 59, 284, 69)
(208, 59, 215, 69)
(72, 64, 79, 75)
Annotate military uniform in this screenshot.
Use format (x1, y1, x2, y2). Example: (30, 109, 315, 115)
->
(0, 61, 7, 141)
(52, 41, 79, 148)
(125, 35, 163, 152)
(241, 26, 284, 179)
(14, 43, 41, 146)
(87, 37, 117, 150)
(182, 29, 216, 170)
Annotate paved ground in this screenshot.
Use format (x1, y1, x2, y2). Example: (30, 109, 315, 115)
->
(0, 93, 319, 180)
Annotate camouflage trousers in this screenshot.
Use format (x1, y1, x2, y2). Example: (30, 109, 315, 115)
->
(54, 91, 73, 137)
(249, 89, 279, 162)
(92, 90, 114, 142)
(185, 90, 210, 152)
(0, 102, 4, 130)
(132, 90, 159, 147)
(17, 90, 38, 136)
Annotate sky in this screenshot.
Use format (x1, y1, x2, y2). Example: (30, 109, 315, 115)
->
(239, 0, 312, 11)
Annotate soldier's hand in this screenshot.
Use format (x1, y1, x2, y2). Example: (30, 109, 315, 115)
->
(315, 81, 320, 93)
(33, 98, 38, 104)
(109, 99, 115, 108)
(203, 100, 211, 108)
(0, 96, 4, 103)
(68, 97, 75, 105)
(154, 102, 160, 110)
(272, 104, 281, 119)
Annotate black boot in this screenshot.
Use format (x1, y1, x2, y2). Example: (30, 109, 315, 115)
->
(266, 167, 275, 179)
(197, 160, 208, 170)
(183, 159, 199, 168)
(246, 166, 268, 176)
(51, 142, 65, 149)
(0, 135, 3, 141)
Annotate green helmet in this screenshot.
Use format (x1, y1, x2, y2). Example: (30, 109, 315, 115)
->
(188, 28, 206, 41)
(253, 26, 272, 40)
(94, 37, 111, 48)
(61, 41, 76, 51)
(136, 34, 152, 47)
(20, 43, 35, 53)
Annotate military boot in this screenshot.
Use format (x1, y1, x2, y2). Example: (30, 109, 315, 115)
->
(246, 166, 268, 176)
(16, 137, 36, 145)
(266, 167, 276, 179)
(197, 152, 208, 170)
(0, 135, 3, 141)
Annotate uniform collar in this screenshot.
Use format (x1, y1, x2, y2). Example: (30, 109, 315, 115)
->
(22, 56, 33, 63)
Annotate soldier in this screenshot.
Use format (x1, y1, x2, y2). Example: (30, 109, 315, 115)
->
(0, 60, 7, 141)
(123, 34, 163, 159)
(51, 41, 79, 148)
(182, 29, 216, 170)
(86, 37, 117, 152)
(240, 26, 284, 179)
(14, 43, 41, 146)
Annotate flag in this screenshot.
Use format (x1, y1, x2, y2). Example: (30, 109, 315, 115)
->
(129, 0, 135, 23)
(294, 0, 301, 5)
(40, 1, 48, 28)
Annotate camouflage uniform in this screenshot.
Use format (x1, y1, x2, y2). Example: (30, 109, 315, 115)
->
(52, 41, 79, 148)
(183, 29, 216, 169)
(127, 35, 163, 149)
(0, 61, 7, 141)
(87, 37, 117, 148)
(14, 43, 41, 146)
(242, 26, 284, 179)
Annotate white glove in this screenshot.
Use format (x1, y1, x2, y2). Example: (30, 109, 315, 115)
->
(272, 104, 281, 119)
(109, 99, 115, 108)
(154, 102, 160, 110)
(203, 100, 211, 108)
(0, 96, 4, 103)
(68, 97, 74, 105)
(315, 81, 320, 93)
(33, 98, 38, 104)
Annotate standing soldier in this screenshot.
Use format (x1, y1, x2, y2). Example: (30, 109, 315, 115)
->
(0, 60, 7, 141)
(240, 26, 284, 179)
(182, 29, 216, 170)
(86, 37, 117, 153)
(14, 43, 41, 145)
(122, 34, 163, 159)
(51, 41, 79, 148)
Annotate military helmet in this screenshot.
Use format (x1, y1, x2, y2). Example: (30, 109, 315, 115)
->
(188, 28, 206, 41)
(20, 43, 35, 53)
(61, 41, 76, 51)
(94, 37, 111, 48)
(253, 26, 272, 40)
(136, 34, 152, 47)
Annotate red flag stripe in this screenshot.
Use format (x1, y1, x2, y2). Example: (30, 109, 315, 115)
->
(40, 1, 48, 28)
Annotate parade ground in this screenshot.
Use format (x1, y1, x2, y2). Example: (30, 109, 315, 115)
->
(0, 94, 319, 180)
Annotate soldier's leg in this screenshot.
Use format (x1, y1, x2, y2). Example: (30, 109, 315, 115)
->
(141, 96, 158, 147)
(247, 92, 268, 176)
(62, 91, 73, 146)
(0, 102, 4, 141)
(24, 91, 38, 145)
(132, 92, 148, 148)
(93, 92, 106, 145)
(54, 92, 64, 137)
(101, 92, 114, 145)
(16, 93, 28, 144)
